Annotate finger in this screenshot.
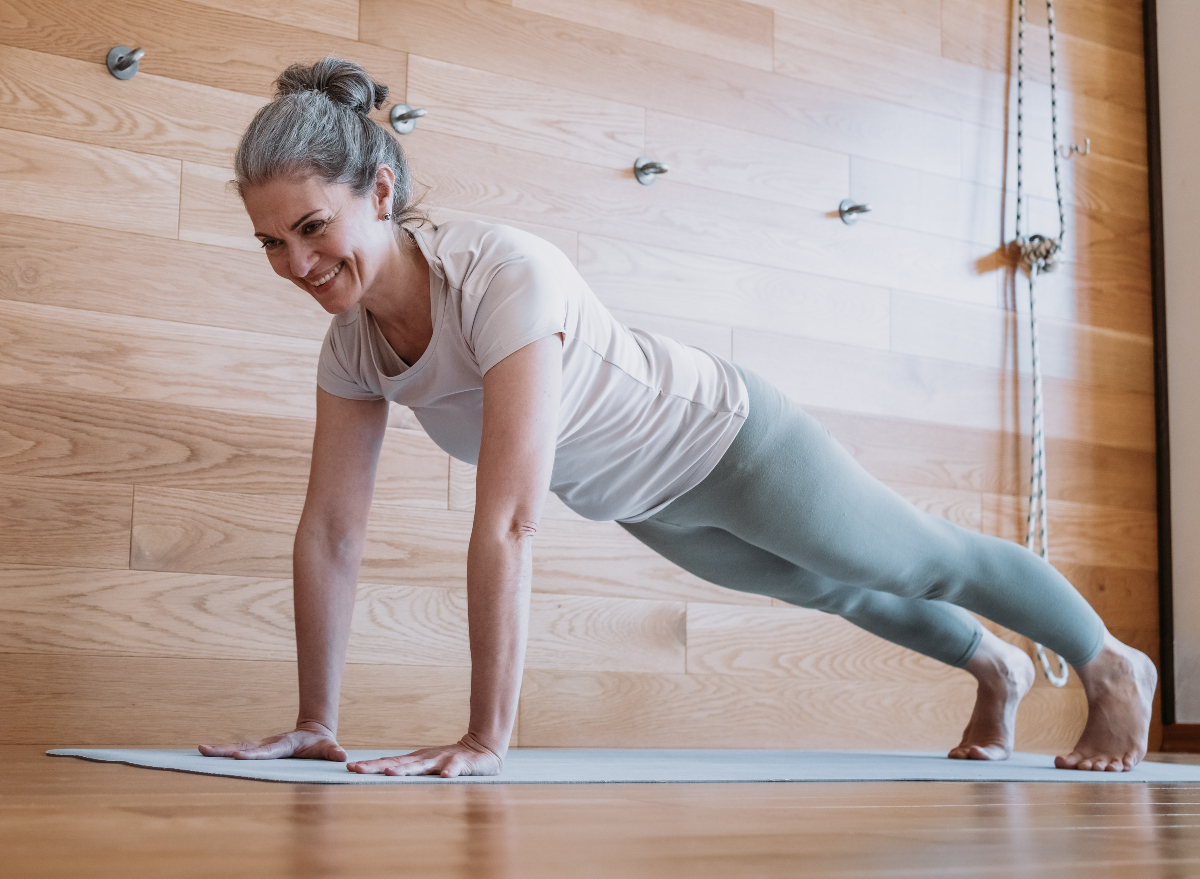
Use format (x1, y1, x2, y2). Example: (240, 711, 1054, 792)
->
(348, 752, 422, 773)
(349, 756, 412, 774)
(440, 756, 466, 778)
(383, 754, 444, 776)
(323, 742, 348, 762)
(232, 737, 295, 761)
(198, 741, 262, 758)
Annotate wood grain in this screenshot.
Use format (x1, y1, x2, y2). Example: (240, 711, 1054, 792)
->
(519, 669, 1087, 751)
(13, 751, 1200, 879)
(1054, 562, 1159, 629)
(941, 0, 1145, 111)
(773, 11, 1146, 166)
(403, 131, 1001, 307)
(733, 327, 1156, 451)
(0, 565, 685, 674)
(0, 0, 407, 102)
(578, 235, 891, 351)
(0, 385, 448, 505)
(685, 602, 960, 683)
(849, 156, 1151, 261)
(889, 291, 1154, 394)
(511, 0, 775, 70)
(644, 110, 849, 210)
(981, 493, 1158, 571)
(0, 476, 132, 568)
(526, 593, 686, 674)
(0, 213, 329, 341)
(406, 54, 644, 169)
(960, 118, 1150, 221)
(0, 44, 261, 168)
(184, 0, 360, 40)
(887, 482, 983, 531)
(360, 0, 964, 175)
(0, 567, 297, 661)
(810, 405, 1156, 511)
(954, 0, 1145, 54)
(0, 653, 474, 745)
(0, 300, 320, 419)
(129, 485, 771, 606)
(0, 127, 179, 239)
(758, 0, 943, 54)
(354, 585, 689, 674)
(178, 160, 258, 252)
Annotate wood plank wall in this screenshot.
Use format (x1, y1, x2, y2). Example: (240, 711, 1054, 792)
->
(0, 0, 1155, 752)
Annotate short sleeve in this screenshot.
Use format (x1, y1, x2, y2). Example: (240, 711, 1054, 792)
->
(315, 315, 382, 400)
(468, 252, 569, 374)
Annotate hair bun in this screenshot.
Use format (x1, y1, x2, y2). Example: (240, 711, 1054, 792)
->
(275, 56, 389, 115)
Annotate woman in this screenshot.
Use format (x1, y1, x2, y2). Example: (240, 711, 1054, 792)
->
(200, 58, 1156, 778)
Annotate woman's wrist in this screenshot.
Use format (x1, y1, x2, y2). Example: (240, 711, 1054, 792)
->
(461, 729, 508, 761)
(296, 718, 338, 737)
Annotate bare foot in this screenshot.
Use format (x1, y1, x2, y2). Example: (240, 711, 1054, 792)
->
(1056, 632, 1157, 772)
(948, 631, 1035, 761)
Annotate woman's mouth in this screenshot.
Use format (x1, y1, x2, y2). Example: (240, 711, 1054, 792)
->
(310, 262, 343, 287)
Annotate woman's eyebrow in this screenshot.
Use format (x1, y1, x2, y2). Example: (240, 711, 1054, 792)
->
(289, 209, 320, 231)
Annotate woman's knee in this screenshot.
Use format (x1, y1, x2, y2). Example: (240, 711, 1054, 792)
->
(888, 518, 982, 603)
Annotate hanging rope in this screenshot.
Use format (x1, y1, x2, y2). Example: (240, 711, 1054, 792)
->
(1014, 0, 1069, 687)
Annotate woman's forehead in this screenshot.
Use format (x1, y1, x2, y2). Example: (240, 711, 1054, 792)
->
(243, 175, 355, 226)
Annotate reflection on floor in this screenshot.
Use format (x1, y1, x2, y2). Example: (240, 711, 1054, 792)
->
(5, 747, 1200, 878)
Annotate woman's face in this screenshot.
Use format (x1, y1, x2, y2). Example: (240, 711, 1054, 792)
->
(243, 172, 394, 315)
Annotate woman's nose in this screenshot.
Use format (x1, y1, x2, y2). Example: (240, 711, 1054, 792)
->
(289, 246, 318, 279)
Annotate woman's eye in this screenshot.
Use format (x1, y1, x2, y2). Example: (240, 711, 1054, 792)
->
(259, 239, 280, 250)
(303, 221, 325, 235)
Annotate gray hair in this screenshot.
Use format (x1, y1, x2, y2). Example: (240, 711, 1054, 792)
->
(234, 57, 424, 226)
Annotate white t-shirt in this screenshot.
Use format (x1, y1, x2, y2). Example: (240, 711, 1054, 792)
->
(316, 220, 748, 523)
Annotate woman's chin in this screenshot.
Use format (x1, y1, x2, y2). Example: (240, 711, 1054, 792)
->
(315, 297, 354, 315)
(308, 283, 357, 315)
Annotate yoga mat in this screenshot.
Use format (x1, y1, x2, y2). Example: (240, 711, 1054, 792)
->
(46, 748, 1200, 785)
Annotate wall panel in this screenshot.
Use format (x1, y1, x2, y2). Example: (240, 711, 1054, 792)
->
(0, 0, 1156, 756)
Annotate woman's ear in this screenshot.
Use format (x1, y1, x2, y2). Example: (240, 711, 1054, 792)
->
(374, 164, 396, 216)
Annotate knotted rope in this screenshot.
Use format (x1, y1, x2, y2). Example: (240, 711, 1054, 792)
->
(1015, 0, 1070, 687)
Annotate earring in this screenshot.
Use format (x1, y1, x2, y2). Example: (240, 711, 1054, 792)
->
(383, 212, 393, 221)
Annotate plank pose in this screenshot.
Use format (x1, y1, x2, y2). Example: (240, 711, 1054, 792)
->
(201, 59, 1156, 777)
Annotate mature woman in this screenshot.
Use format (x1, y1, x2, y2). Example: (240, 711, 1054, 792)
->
(200, 58, 1155, 777)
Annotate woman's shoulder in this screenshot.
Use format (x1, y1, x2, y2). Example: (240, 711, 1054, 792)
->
(420, 219, 570, 281)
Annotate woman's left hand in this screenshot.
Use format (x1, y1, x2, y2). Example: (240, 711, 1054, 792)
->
(346, 734, 503, 778)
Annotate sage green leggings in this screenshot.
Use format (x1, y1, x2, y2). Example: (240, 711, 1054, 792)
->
(620, 367, 1106, 669)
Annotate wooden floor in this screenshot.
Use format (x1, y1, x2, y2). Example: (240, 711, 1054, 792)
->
(5, 747, 1200, 877)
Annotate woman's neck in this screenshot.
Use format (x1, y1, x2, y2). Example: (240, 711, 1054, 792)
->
(362, 228, 434, 365)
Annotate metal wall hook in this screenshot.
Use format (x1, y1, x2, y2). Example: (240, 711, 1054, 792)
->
(838, 199, 871, 225)
(634, 157, 669, 185)
(389, 104, 426, 135)
(106, 46, 144, 80)
(1059, 137, 1090, 159)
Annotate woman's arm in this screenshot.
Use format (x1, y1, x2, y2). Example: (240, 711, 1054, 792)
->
(347, 334, 563, 777)
(200, 388, 389, 760)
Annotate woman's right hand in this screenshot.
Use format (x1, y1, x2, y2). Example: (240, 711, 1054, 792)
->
(198, 721, 347, 761)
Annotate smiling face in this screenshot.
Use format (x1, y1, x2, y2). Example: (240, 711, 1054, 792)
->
(242, 169, 397, 315)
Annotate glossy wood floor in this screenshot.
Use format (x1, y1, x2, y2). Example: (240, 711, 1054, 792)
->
(5, 747, 1200, 878)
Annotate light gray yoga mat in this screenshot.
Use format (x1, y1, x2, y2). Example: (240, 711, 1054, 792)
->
(46, 748, 1200, 784)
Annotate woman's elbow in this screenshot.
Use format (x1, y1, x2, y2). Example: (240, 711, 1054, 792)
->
(475, 514, 541, 548)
